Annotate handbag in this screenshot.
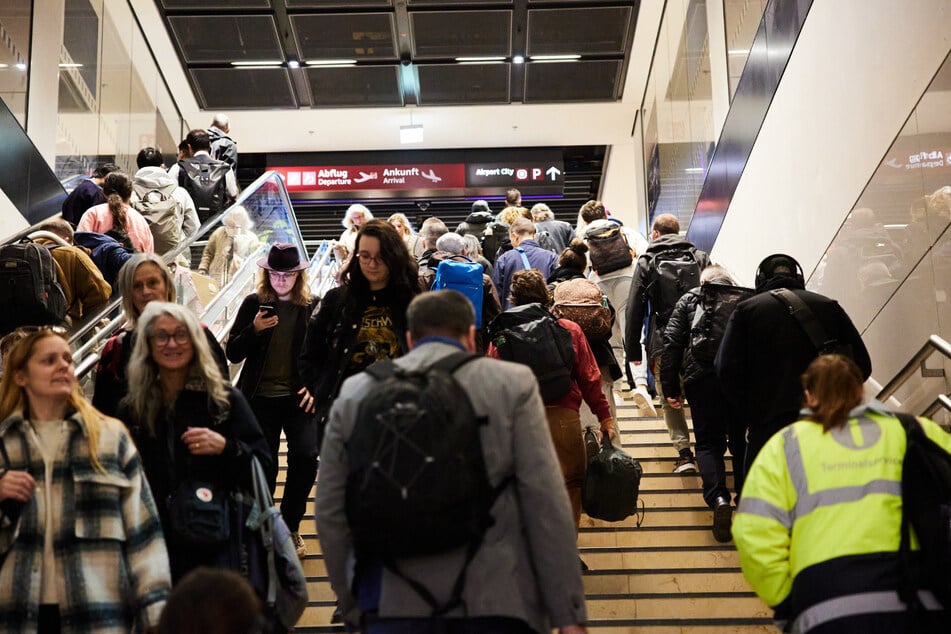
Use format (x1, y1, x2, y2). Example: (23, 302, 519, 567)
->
(552, 278, 612, 339)
(167, 480, 231, 546)
(582, 430, 644, 523)
(242, 456, 309, 630)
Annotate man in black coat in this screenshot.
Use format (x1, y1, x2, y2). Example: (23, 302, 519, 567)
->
(715, 253, 872, 472)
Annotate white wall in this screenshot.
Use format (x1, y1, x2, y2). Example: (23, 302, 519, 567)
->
(711, 0, 951, 285)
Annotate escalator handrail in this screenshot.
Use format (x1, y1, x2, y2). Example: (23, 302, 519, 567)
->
(875, 334, 951, 403)
(67, 170, 294, 347)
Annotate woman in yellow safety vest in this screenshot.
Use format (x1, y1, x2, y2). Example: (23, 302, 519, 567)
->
(732, 354, 950, 633)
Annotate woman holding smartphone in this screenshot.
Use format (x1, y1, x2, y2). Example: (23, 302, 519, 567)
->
(226, 243, 317, 557)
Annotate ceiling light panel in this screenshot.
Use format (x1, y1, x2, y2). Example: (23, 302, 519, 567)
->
(527, 7, 633, 56)
(417, 63, 510, 105)
(410, 10, 511, 59)
(191, 68, 297, 109)
(305, 65, 403, 106)
(169, 15, 282, 64)
(286, 0, 392, 6)
(291, 13, 397, 61)
(524, 60, 620, 103)
(160, 0, 269, 8)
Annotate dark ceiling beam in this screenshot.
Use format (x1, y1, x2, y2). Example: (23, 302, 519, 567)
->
(271, 1, 309, 107)
(394, 0, 418, 106)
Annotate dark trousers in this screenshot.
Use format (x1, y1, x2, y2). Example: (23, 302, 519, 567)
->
(38, 605, 60, 634)
(684, 375, 746, 507)
(363, 614, 534, 634)
(250, 394, 318, 532)
(745, 409, 799, 477)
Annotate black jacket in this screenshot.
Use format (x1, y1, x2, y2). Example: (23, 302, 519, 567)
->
(534, 219, 576, 254)
(624, 234, 710, 362)
(455, 211, 495, 238)
(117, 386, 270, 580)
(225, 293, 317, 398)
(714, 276, 872, 438)
(299, 285, 411, 420)
(660, 278, 734, 393)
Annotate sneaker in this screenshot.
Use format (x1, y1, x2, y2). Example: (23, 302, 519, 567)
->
(631, 385, 658, 417)
(712, 497, 733, 543)
(292, 531, 307, 558)
(673, 452, 698, 473)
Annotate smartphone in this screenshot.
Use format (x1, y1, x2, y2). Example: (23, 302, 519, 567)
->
(259, 304, 276, 318)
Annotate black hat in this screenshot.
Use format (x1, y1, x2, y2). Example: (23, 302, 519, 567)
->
(471, 200, 491, 214)
(257, 243, 308, 272)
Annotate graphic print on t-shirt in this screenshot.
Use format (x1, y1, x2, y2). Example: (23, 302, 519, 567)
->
(348, 305, 400, 373)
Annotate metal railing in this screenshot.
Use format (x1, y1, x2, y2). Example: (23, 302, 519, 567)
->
(876, 334, 951, 420)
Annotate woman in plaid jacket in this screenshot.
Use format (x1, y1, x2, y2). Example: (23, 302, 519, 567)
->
(0, 328, 171, 633)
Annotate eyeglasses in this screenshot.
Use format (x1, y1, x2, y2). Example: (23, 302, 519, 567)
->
(356, 252, 384, 265)
(268, 271, 299, 281)
(150, 329, 190, 346)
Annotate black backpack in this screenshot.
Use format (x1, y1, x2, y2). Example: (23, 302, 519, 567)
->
(487, 303, 575, 404)
(586, 223, 633, 275)
(178, 157, 231, 223)
(346, 352, 507, 614)
(481, 221, 509, 265)
(647, 247, 702, 323)
(896, 413, 951, 611)
(0, 241, 67, 335)
(689, 284, 754, 363)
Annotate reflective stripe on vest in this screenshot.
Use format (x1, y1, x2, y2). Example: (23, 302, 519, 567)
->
(737, 418, 902, 524)
(791, 590, 941, 633)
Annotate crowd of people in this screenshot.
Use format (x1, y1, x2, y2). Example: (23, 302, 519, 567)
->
(0, 173, 947, 632)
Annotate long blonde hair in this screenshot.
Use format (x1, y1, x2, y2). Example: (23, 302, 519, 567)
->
(124, 302, 230, 434)
(0, 330, 104, 472)
(118, 254, 177, 328)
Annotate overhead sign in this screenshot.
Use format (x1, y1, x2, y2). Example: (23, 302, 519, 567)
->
(272, 164, 467, 193)
(268, 153, 565, 199)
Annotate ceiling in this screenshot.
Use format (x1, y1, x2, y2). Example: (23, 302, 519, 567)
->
(130, 0, 663, 154)
(155, 0, 640, 110)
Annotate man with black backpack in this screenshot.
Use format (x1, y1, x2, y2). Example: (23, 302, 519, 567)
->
(626, 213, 710, 472)
(167, 129, 238, 224)
(315, 290, 588, 633)
(715, 253, 871, 473)
(661, 265, 752, 542)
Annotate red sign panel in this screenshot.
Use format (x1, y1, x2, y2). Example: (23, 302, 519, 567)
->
(271, 164, 467, 192)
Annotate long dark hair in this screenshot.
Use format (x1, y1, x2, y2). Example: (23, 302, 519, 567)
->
(339, 219, 419, 301)
(801, 354, 865, 432)
(103, 171, 132, 234)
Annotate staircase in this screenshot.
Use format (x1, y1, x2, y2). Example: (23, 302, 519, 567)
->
(279, 391, 774, 632)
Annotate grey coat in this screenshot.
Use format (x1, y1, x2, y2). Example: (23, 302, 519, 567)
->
(315, 341, 587, 632)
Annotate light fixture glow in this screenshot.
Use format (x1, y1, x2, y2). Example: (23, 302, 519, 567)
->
(287, 59, 300, 69)
(59, 63, 83, 68)
(15, 62, 27, 70)
(512, 54, 525, 64)
(306, 59, 357, 67)
(400, 124, 424, 144)
(455, 56, 505, 63)
(684, 167, 705, 173)
(728, 49, 750, 55)
(0, 64, 8, 69)
(231, 60, 283, 67)
(529, 54, 581, 61)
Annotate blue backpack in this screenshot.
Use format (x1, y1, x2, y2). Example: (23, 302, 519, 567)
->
(432, 256, 485, 328)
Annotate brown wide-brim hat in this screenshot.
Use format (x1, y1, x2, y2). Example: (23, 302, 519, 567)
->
(257, 243, 309, 272)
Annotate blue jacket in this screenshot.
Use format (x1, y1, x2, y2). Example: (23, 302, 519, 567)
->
(491, 239, 557, 309)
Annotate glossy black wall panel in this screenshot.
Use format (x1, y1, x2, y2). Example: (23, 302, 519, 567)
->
(0, 98, 66, 227)
(686, 0, 813, 253)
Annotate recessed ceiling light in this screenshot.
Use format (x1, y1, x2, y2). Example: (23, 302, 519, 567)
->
(59, 63, 83, 68)
(287, 59, 300, 69)
(456, 56, 505, 63)
(728, 49, 750, 55)
(231, 60, 283, 67)
(15, 62, 27, 70)
(306, 59, 357, 67)
(684, 167, 705, 173)
(530, 54, 581, 61)
(512, 55, 525, 64)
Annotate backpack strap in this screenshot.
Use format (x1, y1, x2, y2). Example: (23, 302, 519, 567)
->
(768, 289, 837, 353)
(515, 247, 532, 270)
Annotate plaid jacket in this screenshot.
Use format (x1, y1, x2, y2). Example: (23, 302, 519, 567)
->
(0, 410, 170, 633)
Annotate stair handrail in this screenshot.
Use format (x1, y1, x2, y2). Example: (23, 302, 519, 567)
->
(875, 334, 951, 419)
